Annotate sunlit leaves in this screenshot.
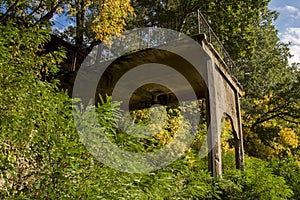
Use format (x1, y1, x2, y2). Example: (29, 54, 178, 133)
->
(91, 0, 133, 43)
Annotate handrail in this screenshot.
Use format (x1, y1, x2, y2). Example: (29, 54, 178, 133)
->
(80, 9, 237, 76)
(196, 9, 237, 75)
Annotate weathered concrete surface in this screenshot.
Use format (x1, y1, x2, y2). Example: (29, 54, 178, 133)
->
(72, 35, 210, 109)
(62, 33, 244, 177)
(199, 35, 244, 176)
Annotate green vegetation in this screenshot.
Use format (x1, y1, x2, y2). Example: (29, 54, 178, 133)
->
(1, 0, 299, 199)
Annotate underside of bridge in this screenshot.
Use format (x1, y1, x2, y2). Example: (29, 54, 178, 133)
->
(59, 33, 244, 177)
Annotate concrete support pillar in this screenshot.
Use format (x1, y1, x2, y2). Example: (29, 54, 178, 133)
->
(205, 59, 244, 177)
(206, 60, 222, 177)
(234, 92, 245, 170)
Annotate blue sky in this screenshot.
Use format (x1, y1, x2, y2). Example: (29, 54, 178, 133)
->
(269, 0, 300, 64)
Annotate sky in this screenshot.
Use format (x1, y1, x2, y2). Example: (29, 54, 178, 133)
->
(269, 0, 300, 64)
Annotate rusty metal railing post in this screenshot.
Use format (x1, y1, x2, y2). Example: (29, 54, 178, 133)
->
(197, 9, 201, 34)
(148, 28, 151, 48)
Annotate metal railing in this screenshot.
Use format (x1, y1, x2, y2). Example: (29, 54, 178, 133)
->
(160, 9, 237, 75)
(196, 9, 237, 75)
(83, 9, 237, 75)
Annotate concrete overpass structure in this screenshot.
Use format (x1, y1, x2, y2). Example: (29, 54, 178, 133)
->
(56, 10, 244, 177)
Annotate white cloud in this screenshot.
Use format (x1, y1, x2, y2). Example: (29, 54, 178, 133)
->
(284, 5, 299, 12)
(275, 5, 300, 20)
(281, 28, 300, 64)
(277, 5, 299, 13)
(282, 28, 300, 45)
(289, 45, 300, 64)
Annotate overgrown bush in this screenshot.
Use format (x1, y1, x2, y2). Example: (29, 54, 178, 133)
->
(0, 19, 81, 198)
(268, 157, 300, 199)
(219, 156, 294, 200)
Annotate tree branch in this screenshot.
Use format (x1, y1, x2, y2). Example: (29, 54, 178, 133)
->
(25, 1, 45, 21)
(34, 1, 64, 26)
(251, 109, 300, 130)
(251, 113, 281, 131)
(278, 115, 300, 124)
(0, 0, 20, 22)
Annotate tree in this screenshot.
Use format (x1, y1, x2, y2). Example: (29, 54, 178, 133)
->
(204, 0, 271, 60)
(0, 0, 134, 48)
(63, 0, 134, 47)
(237, 8, 300, 160)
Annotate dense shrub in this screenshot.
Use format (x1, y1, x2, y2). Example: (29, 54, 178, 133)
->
(268, 157, 300, 199)
(0, 20, 81, 198)
(219, 156, 294, 200)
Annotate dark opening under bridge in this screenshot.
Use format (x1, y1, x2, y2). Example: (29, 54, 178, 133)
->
(54, 9, 244, 177)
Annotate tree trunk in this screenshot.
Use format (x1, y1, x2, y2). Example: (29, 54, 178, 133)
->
(75, 0, 86, 47)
